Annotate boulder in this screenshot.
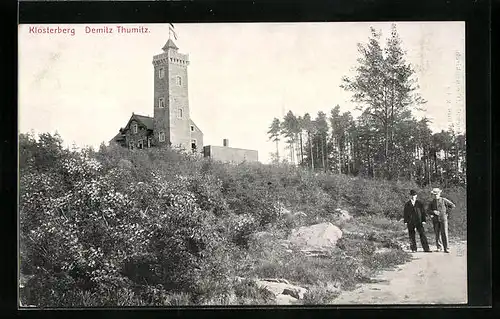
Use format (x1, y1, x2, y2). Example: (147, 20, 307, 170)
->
(374, 247, 393, 254)
(294, 211, 308, 218)
(255, 279, 308, 301)
(334, 208, 352, 221)
(276, 294, 298, 305)
(251, 231, 274, 241)
(262, 278, 290, 285)
(274, 202, 290, 216)
(282, 288, 301, 299)
(289, 222, 343, 253)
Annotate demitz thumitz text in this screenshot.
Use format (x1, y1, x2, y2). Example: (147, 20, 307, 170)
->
(28, 26, 151, 36)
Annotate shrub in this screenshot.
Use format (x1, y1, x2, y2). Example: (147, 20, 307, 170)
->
(301, 286, 340, 305)
(364, 250, 412, 271)
(232, 279, 276, 305)
(20, 137, 233, 307)
(19, 132, 466, 307)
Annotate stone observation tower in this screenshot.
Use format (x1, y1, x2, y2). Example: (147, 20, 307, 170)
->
(110, 38, 203, 152)
(109, 36, 257, 163)
(152, 39, 193, 150)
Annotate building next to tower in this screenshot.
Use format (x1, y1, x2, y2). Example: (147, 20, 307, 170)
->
(110, 38, 258, 163)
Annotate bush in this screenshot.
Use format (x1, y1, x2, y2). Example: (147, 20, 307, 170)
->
(19, 132, 466, 306)
(301, 286, 340, 305)
(19, 135, 234, 306)
(232, 279, 276, 305)
(364, 250, 412, 271)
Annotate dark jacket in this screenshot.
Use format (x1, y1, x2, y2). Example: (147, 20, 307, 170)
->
(403, 199, 427, 225)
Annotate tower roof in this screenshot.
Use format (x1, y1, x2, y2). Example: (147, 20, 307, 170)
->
(162, 39, 178, 51)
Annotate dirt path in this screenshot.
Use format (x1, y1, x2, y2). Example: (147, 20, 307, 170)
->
(331, 240, 468, 304)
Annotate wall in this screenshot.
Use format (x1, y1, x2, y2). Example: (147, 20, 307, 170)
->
(190, 120, 204, 153)
(203, 146, 258, 163)
(152, 52, 171, 147)
(125, 120, 152, 149)
(167, 50, 191, 150)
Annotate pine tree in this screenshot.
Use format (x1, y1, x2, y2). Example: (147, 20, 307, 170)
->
(341, 24, 426, 179)
(302, 113, 315, 171)
(267, 118, 282, 162)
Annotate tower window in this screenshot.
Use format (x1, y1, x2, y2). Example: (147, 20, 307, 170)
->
(190, 125, 195, 132)
(132, 123, 138, 134)
(178, 108, 183, 119)
(176, 76, 182, 86)
(159, 132, 165, 142)
(159, 68, 165, 79)
(159, 98, 165, 108)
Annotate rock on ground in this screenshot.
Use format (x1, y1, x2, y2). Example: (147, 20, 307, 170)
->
(255, 279, 308, 304)
(289, 222, 343, 253)
(334, 208, 352, 221)
(276, 294, 299, 304)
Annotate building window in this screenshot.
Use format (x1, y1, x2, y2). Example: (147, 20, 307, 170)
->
(176, 76, 182, 86)
(129, 141, 134, 150)
(190, 125, 195, 132)
(159, 132, 165, 142)
(191, 139, 197, 150)
(138, 140, 143, 149)
(132, 123, 138, 134)
(147, 138, 151, 148)
(178, 108, 183, 119)
(159, 98, 165, 108)
(159, 68, 165, 79)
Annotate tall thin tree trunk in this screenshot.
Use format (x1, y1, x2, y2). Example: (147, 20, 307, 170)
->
(308, 132, 314, 171)
(315, 136, 320, 170)
(427, 149, 432, 186)
(347, 139, 351, 175)
(325, 136, 329, 173)
(338, 139, 342, 174)
(299, 132, 304, 166)
(321, 135, 325, 172)
(384, 122, 389, 178)
(434, 151, 438, 178)
(275, 140, 279, 162)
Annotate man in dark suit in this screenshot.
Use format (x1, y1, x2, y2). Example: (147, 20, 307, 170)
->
(403, 190, 431, 253)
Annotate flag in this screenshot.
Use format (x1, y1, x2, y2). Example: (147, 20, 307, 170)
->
(169, 23, 178, 40)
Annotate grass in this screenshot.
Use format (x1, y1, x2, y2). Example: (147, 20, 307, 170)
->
(239, 218, 412, 299)
(19, 133, 466, 306)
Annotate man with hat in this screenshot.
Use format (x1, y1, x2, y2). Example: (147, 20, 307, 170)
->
(403, 189, 431, 252)
(428, 188, 456, 253)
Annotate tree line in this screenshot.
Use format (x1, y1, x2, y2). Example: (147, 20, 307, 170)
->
(267, 25, 466, 188)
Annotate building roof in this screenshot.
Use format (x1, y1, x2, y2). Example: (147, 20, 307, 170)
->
(110, 132, 125, 142)
(112, 113, 203, 143)
(131, 114, 154, 130)
(162, 39, 178, 51)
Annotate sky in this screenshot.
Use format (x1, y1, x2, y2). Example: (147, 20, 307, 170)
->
(18, 22, 465, 164)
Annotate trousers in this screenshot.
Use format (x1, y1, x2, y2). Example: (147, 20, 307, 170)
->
(407, 223, 430, 252)
(432, 214, 449, 251)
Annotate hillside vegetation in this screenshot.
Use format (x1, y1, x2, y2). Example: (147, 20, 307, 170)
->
(19, 133, 466, 307)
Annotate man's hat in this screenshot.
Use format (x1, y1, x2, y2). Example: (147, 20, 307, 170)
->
(430, 188, 442, 195)
(409, 190, 417, 196)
